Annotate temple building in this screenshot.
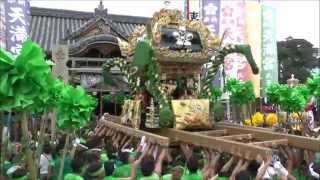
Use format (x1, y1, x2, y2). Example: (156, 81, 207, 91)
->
(29, 1, 149, 115)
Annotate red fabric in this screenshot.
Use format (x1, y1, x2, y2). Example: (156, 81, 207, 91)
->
(304, 102, 314, 112)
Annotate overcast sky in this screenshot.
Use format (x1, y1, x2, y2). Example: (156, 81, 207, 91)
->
(30, 0, 320, 48)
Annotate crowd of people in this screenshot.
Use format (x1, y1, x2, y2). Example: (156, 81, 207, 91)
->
(2, 128, 320, 180)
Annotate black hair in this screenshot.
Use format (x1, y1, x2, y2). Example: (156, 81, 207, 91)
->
(43, 143, 51, 154)
(247, 161, 260, 177)
(141, 155, 155, 177)
(71, 157, 85, 173)
(187, 155, 199, 173)
(118, 151, 129, 164)
(219, 171, 230, 177)
(87, 162, 103, 177)
(12, 168, 28, 179)
(235, 170, 252, 180)
(86, 136, 103, 149)
(105, 141, 117, 160)
(85, 151, 100, 164)
(104, 161, 115, 176)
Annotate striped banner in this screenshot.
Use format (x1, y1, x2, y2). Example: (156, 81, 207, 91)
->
(5, 0, 30, 55)
(245, 1, 262, 97)
(261, 5, 278, 95)
(220, 0, 251, 81)
(0, 1, 6, 49)
(202, 0, 220, 34)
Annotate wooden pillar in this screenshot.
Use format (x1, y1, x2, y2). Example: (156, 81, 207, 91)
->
(51, 42, 69, 141)
(52, 42, 69, 83)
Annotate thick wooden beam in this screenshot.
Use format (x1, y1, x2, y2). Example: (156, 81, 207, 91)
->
(216, 124, 320, 151)
(219, 122, 273, 132)
(154, 128, 272, 160)
(193, 130, 227, 136)
(252, 139, 288, 148)
(99, 119, 170, 147)
(219, 134, 253, 141)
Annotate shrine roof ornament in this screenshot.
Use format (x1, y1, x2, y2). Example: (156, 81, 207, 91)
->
(119, 8, 221, 62)
(94, 0, 108, 18)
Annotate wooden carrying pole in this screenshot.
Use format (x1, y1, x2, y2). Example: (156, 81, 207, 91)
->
(216, 123, 320, 151)
(99, 119, 170, 147)
(154, 128, 273, 160)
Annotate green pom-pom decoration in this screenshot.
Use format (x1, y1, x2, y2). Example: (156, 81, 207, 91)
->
(56, 85, 97, 132)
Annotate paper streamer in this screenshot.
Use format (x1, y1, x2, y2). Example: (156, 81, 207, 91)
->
(261, 5, 278, 95)
(245, 1, 262, 97)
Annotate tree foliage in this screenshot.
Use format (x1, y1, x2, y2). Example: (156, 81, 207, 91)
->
(277, 37, 318, 83)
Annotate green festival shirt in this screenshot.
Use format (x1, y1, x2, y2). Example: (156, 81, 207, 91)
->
(64, 173, 84, 180)
(292, 168, 307, 180)
(139, 173, 160, 180)
(161, 174, 172, 180)
(103, 175, 117, 180)
(113, 164, 132, 177)
(181, 172, 203, 180)
(51, 156, 73, 180)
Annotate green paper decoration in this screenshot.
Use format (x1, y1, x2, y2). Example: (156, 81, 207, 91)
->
(56, 85, 97, 132)
(131, 41, 153, 76)
(266, 83, 310, 113)
(226, 79, 255, 105)
(306, 75, 320, 97)
(201, 44, 259, 98)
(278, 85, 309, 113)
(102, 57, 138, 94)
(233, 45, 259, 74)
(266, 83, 282, 105)
(0, 40, 52, 112)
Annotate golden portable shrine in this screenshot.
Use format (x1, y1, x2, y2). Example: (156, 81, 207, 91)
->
(94, 8, 320, 160)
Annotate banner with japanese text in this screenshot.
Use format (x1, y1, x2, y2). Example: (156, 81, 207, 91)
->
(245, 1, 262, 97)
(202, 0, 220, 35)
(261, 5, 278, 95)
(0, 1, 6, 49)
(5, 0, 30, 55)
(220, 0, 252, 81)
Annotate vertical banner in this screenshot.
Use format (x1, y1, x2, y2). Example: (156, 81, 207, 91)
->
(220, 0, 252, 81)
(5, 0, 30, 55)
(0, 1, 6, 49)
(245, 1, 262, 97)
(202, 0, 220, 34)
(184, 0, 190, 19)
(261, 5, 278, 95)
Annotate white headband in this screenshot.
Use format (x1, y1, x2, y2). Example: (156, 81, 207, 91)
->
(309, 163, 320, 179)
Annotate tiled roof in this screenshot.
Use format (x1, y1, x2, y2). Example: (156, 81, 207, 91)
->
(30, 7, 150, 52)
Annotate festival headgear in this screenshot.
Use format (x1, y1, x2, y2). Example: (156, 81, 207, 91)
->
(309, 163, 320, 179)
(7, 166, 29, 180)
(122, 147, 134, 153)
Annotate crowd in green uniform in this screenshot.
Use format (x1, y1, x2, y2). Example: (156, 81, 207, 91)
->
(1, 130, 320, 180)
